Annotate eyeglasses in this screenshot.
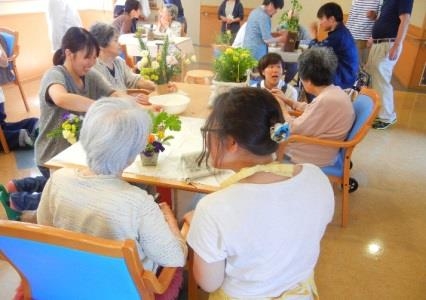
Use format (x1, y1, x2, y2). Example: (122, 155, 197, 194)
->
(200, 127, 223, 133)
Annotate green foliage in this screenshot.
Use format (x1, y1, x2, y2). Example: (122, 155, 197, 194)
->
(213, 47, 257, 83)
(150, 111, 182, 133)
(279, 0, 303, 32)
(215, 30, 233, 46)
(137, 35, 182, 84)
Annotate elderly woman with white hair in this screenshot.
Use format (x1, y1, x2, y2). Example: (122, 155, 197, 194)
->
(156, 3, 184, 37)
(37, 98, 187, 279)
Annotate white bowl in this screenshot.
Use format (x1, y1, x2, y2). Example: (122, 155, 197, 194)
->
(149, 93, 190, 115)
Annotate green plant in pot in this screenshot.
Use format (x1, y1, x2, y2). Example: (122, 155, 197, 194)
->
(209, 47, 257, 107)
(278, 0, 303, 52)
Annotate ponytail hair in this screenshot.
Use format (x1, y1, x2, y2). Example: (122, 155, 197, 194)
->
(52, 27, 100, 66)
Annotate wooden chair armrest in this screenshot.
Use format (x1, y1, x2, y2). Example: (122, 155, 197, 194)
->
(143, 267, 178, 294)
(180, 221, 190, 240)
(287, 134, 356, 148)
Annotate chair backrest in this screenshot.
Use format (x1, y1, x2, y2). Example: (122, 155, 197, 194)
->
(346, 87, 380, 143)
(0, 27, 18, 59)
(0, 221, 152, 300)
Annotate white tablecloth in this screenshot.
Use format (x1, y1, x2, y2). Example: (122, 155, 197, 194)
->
(50, 117, 233, 188)
(119, 33, 194, 57)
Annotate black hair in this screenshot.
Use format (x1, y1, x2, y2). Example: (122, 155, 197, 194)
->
(198, 87, 284, 166)
(262, 0, 284, 9)
(316, 2, 343, 22)
(52, 27, 100, 66)
(297, 47, 337, 86)
(257, 53, 284, 79)
(89, 22, 118, 48)
(124, 0, 141, 14)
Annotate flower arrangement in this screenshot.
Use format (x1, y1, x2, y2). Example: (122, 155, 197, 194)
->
(215, 30, 233, 46)
(213, 47, 257, 83)
(279, 0, 303, 32)
(136, 35, 195, 85)
(47, 113, 83, 144)
(142, 111, 181, 157)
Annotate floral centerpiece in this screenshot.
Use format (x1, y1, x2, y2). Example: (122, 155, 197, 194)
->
(213, 47, 257, 83)
(279, 0, 302, 32)
(141, 111, 181, 165)
(215, 30, 233, 46)
(209, 47, 257, 106)
(47, 113, 83, 144)
(278, 0, 303, 51)
(136, 34, 195, 93)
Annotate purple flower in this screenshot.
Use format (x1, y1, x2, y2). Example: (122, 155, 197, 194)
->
(142, 141, 165, 156)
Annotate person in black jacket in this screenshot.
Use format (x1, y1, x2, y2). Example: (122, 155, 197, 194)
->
(218, 0, 244, 42)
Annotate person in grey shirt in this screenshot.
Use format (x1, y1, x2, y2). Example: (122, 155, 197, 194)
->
(89, 22, 156, 105)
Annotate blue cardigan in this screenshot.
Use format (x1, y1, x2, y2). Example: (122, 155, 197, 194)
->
(309, 23, 358, 89)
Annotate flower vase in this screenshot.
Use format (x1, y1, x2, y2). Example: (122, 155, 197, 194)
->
(141, 152, 159, 166)
(156, 84, 169, 95)
(283, 31, 299, 52)
(208, 79, 248, 107)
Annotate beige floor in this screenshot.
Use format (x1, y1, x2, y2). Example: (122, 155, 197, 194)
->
(1, 46, 426, 299)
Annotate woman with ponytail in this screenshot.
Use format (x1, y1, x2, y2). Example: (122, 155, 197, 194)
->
(34, 27, 121, 178)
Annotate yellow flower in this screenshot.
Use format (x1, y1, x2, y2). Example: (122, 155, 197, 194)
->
(225, 48, 234, 55)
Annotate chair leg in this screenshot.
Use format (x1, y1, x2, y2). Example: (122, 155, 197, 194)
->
(341, 180, 350, 227)
(187, 249, 198, 300)
(13, 64, 30, 112)
(0, 126, 10, 153)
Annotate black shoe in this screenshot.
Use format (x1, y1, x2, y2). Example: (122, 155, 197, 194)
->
(373, 119, 397, 130)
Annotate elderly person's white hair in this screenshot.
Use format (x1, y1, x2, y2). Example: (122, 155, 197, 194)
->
(80, 97, 151, 176)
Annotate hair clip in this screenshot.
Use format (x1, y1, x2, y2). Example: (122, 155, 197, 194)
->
(270, 122, 290, 143)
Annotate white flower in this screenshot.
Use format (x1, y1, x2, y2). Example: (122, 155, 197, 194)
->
(166, 55, 178, 66)
(184, 58, 191, 65)
(140, 56, 149, 67)
(141, 50, 149, 57)
(190, 54, 197, 62)
(151, 61, 160, 69)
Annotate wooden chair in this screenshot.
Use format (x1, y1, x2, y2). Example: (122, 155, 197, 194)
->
(0, 126, 10, 153)
(0, 27, 30, 112)
(0, 220, 178, 300)
(285, 87, 380, 226)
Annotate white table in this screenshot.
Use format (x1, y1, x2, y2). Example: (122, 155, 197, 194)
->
(119, 33, 194, 57)
(45, 117, 233, 194)
(268, 46, 302, 63)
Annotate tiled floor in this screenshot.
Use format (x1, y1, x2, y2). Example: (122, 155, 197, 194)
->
(1, 45, 426, 299)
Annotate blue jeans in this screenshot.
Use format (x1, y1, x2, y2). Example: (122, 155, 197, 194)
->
(9, 166, 50, 211)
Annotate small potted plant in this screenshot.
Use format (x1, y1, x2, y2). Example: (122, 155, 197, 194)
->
(141, 111, 181, 166)
(278, 0, 303, 52)
(209, 47, 257, 106)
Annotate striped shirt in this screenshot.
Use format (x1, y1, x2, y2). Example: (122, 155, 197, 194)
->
(346, 0, 380, 40)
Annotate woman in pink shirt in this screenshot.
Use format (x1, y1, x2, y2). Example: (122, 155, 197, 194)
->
(273, 47, 355, 167)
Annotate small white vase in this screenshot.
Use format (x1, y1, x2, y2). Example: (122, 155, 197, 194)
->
(141, 152, 159, 166)
(208, 79, 248, 107)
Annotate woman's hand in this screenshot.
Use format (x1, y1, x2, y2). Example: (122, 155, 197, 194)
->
(134, 93, 150, 105)
(167, 81, 178, 93)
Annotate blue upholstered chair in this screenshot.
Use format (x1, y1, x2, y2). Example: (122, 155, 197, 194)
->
(0, 27, 29, 112)
(286, 88, 380, 226)
(0, 220, 178, 300)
